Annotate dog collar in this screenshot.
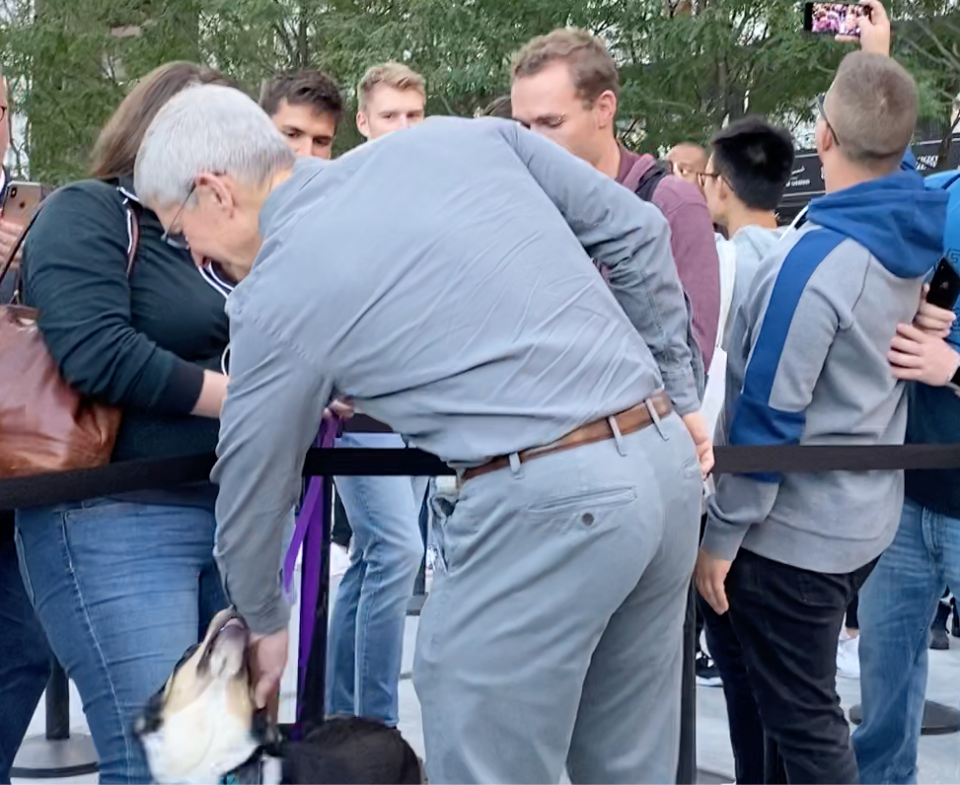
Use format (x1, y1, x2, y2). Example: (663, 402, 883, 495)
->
(218, 751, 264, 785)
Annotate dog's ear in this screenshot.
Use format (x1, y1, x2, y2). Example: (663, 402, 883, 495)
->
(135, 689, 166, 737)
(252, 708, 285, 757)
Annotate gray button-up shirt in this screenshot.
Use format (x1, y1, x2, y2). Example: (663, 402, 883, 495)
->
(213, 117, 699, 634)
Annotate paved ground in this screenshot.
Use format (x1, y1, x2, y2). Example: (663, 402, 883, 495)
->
(13, 568, 960, 783)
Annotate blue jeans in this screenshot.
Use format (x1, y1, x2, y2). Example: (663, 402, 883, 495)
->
(853, 497, 960, 784)
(0, 526, 51, 784)
(328, 432, 423, 726)
(16, 499, 226, 784)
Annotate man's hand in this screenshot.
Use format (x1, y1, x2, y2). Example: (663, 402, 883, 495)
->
(889, 323, 960, 386)
(836, 0, 891, 56)
(322, 398, 355, 421)
(695, 548, 732, 615)
(250, 628, 289, 709)
(681, 411, 715, 477)
(0, 217, 24, 266)
(913, 286, 956, 338)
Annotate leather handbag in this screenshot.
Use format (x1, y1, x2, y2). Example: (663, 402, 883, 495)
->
(0, 187, 140, 478)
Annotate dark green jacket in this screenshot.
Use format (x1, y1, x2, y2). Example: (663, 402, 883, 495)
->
(20, 178, 229, 502)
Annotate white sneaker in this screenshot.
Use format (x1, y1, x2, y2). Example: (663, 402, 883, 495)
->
(837, 633, 860, 679)
(330, 543, 351, 579)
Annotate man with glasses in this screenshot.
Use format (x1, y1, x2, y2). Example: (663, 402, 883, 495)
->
(696, 52, 946, 784)
(667, 143, 709, 190)
(697, 115, 796, 785)
(135, 87, 712, 784)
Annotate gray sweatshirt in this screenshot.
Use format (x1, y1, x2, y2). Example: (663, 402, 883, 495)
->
(702, 171, 947, 573)
(212, 117, 700, 634)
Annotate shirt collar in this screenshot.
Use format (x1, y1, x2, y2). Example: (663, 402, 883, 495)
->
(259, 157, 325, 236)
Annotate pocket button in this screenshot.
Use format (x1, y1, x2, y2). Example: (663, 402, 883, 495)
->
(582, 513, 595, 526)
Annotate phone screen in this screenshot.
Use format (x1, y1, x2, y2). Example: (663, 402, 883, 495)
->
(804, 2, 864, 36)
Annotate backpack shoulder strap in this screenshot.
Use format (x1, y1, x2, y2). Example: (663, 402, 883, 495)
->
(634, 162, 670, 202)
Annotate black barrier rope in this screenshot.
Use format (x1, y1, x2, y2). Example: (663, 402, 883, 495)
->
(3, 442, 960, 510)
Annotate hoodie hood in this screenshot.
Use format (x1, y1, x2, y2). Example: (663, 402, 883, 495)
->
(806, 170, 946, 279)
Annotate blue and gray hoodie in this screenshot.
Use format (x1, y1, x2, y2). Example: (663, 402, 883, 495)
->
(702, 170, 947, 572)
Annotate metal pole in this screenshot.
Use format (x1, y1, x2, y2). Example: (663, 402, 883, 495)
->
(10, 662, 98, 779)
(298, 474, 333, 734)
(676, 582, 698, 784)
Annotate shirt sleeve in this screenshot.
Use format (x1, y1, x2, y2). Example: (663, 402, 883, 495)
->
(498, 121, 701, 415)
(212, 296, 331, 636)
(702, 236, 844, 560)
(22, 183, 204, 414)
(658, 197, 721, 374)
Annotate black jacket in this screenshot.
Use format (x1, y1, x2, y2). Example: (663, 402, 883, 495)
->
(20, 177, 230, 500)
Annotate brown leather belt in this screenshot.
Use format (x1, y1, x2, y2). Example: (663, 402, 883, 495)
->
(461, 391, 673, 482)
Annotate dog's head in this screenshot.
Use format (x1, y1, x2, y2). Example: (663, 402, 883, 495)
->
(134, 609, 278, 784)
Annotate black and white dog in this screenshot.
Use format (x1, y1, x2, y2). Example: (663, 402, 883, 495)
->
(134, 608, 422, 784)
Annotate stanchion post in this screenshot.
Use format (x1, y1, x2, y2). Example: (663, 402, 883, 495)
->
(297, 474, 333, 734)
(676, 582, 697, 784)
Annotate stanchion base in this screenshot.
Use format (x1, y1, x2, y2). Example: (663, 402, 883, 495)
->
(10, 733, 98, 779)
(849, 701, 960, 735)
(407, 593, 427, 616)
(697, 767, 732, 784)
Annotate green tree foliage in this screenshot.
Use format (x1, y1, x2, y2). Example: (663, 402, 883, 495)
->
(0, 0, 956, 183)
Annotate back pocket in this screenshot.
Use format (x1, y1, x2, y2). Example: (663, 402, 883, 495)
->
(524, 485, 639, 535)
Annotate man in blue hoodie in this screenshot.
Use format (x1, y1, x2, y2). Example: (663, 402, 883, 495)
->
(696, 51, 947, 784)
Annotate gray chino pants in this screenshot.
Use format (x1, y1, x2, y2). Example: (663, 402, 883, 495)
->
(413, 411, 702, 784)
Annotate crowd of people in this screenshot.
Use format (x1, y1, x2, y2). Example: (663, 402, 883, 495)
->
(1, 0, 960, 783)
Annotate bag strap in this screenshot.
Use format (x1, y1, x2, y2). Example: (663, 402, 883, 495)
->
(633, 162, 669, 203)
(0, 185, 140, 303)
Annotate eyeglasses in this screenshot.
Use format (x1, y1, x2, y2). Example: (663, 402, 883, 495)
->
(697, 171, 722, 189)
(817, 93, 841, 147)
(161, 182, 197, 251)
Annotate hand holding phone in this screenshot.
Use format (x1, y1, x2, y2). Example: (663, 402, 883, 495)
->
(0, 181, 42, 267)
(835, 0, 891, 56)
(1, 181, 43, 229)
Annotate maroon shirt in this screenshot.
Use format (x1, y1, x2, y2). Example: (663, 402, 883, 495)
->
(617, 148, 720, 373)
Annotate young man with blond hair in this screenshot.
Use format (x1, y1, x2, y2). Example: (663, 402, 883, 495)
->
(356, 62, 426, 140)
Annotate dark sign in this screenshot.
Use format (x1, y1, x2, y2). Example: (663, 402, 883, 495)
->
(777, 135, 960, 223)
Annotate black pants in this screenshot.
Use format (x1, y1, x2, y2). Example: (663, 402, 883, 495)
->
(726, 549, 877, 785)
(700, 593, 764, 784)
(845, 594, 859, 630)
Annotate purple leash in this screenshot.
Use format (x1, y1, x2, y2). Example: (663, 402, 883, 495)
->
(281, 417, 338, 726)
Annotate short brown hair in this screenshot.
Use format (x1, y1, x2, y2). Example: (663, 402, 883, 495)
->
(357, 62, 425, 112)
(259, 69, 343, 125)
(511, 28, 620, 103)
(827, 52, 917, 172)
(482, 95, 513, 119)
(91, 61, 237, 180)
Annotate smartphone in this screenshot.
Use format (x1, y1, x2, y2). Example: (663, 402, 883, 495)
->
(803, 2, 866, 37)
(926, 258, 960, 311)
(1, 181, 43, 228)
